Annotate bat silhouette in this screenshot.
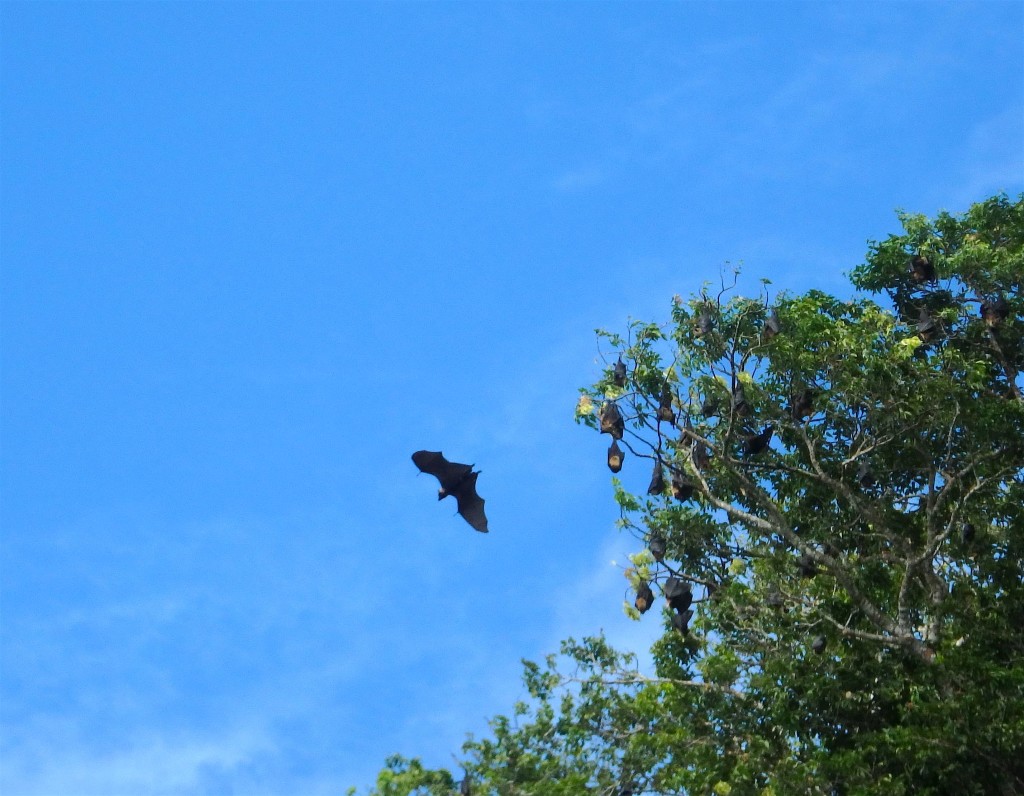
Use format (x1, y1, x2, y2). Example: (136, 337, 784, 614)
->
(411, 450, 489, 533)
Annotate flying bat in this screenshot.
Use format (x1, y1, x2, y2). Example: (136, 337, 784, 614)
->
(411, 450, 489, 533)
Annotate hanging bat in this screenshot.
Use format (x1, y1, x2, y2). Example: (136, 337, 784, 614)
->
(789, 388, 814, 422)
(612, 356, 628, 387)
(656, 384, 675, 424)
(732, 384, 751, 417)
(634, 581, 655, 614)
(607, 440, 625, 473)
(981, 295, 1009, 327)
(909, 255, 937, 284)
(599, 401, 624, 439)
(411, 450, 489, 533)
(647, 461, 667, 496)
(742, 424, 774, 458)
(694, 306, 715, 337)
(917, 307, 938, 342)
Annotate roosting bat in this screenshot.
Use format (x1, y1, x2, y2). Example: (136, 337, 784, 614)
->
(909, 255, 937, 284)
(411, 450, 489, 533)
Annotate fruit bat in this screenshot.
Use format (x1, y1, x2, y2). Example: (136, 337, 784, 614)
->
(960, 522, 976, 544)
(981, 296, 1010, 327)
(732, 384, 751, 417)
(691, 442, 710, 471)
(671, 471, 694, 501)
(917, 307, 938, 342)
(766, 588, 785, 609)
(663, 577, 693, 613)
(811, 635, 827, 654)
(680, 414, 695, 448)
(612, 356, 628, 387)
(797, 552, 818, 578)
(634, 581, 655, 614)
(764, 310, 782, 339)
(599, 401, 624, 439)
(671, 608, 694, 635)
(411, 451, 489, 533)
(743, 425, 774, 458)
(647, 461, 666, 496)
(656, 384, 675, 424)
(460, 773, 472, 796)
(695, 307, 715, 337)
(909, 255, 937, 284)
(607, 440, 625, 473)
(857, 460, 875, 488)
(648, 533, 667, 562)
(701, 397, 719, 418)
(789, 389, 814, 422)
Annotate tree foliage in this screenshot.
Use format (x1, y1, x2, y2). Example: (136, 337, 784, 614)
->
(363, 195, 1024, 795)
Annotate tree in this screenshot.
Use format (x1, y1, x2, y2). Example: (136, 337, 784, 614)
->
(363, 194, 1024, 795)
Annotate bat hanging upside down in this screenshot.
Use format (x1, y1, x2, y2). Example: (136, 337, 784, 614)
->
(411, 450, 489, 533)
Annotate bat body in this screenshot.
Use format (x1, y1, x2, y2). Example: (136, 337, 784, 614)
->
(918, 307, 938, 342)
(742, 424, 775, 458)
(411, 450, 489, 533)
(612, 356, 628, 387)
(607, 440, 624, 473)
(910, 255, 937, 283)
(982, 296, 1009, 327)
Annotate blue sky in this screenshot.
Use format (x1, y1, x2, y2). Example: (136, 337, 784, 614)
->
(2, 2, 1021, 794)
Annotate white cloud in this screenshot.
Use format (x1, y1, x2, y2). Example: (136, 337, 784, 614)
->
(1, 723, 275, 796)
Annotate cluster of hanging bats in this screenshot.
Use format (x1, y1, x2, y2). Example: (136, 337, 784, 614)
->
(411, 255, 1015, 644)
(598, 254, 1015, 641)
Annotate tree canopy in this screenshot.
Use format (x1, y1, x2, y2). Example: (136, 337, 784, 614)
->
(361, 194, 1024, 796)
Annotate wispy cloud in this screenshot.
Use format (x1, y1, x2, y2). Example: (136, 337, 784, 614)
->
(1, 722, 275, 796)
(950, 106, 1024, 207)
(548, 529, 664, 675)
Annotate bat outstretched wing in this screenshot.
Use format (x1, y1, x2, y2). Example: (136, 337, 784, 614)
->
(412, 450, 473, 492)
(451, 472, 488, 533)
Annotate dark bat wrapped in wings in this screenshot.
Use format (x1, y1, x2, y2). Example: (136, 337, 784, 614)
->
(411, 450, 489, 533)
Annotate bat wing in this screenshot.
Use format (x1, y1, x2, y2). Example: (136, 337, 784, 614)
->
(451, 472, 488, 533)
(412, 450, 473, 492)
